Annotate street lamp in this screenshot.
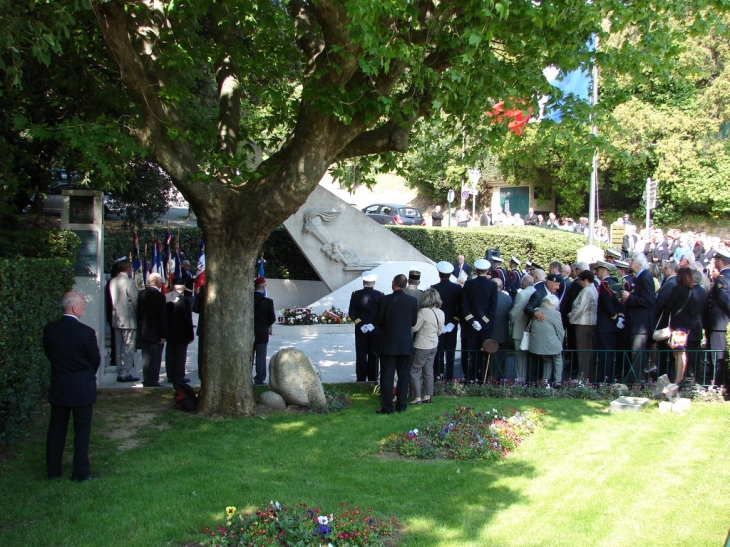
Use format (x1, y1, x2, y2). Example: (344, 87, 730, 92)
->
(467, 168, 481, 226)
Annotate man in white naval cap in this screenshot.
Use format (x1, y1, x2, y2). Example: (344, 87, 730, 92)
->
(431, 261, 462, 381)
(460, 258, 498, 382)
(348, 271, 384, 382)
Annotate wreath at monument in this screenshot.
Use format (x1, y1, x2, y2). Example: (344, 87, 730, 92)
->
(278, 306, 352, 325)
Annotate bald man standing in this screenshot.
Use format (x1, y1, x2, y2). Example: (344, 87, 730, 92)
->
(43, 292, 101, 481)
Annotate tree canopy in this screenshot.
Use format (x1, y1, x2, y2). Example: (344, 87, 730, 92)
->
(2, 0, 717, 415)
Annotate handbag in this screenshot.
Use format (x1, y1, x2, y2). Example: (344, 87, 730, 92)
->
(652, 311, 670, 341)
(519, 320, 532, 351)
(652, 292, 692, 342)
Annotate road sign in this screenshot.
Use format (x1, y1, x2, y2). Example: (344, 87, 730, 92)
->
(461, 190, 470, 199)
(447, 189, 455, 203)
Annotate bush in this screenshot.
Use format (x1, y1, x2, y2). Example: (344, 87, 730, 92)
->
(0, 230, 78, 444)
(387, 225, 589, 268)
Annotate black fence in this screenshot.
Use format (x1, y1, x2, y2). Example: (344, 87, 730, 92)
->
(433, 348, 722, 387)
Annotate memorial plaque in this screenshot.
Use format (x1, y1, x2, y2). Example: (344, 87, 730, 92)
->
(69, 195, 96, 224)
(74, 230, 98, 277)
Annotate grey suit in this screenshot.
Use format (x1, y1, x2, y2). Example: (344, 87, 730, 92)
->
(109, 273, 138, 378)
(529, 307, 565, 383)
(510, 286, 536, 380)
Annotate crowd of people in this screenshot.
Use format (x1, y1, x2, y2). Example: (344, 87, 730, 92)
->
(349, 241, 730, 413)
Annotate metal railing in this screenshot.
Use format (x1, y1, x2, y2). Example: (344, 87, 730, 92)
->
(433, 348, 723, 386)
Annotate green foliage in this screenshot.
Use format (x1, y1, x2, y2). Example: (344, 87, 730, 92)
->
(309, 385, 353, 414)
(0, 229, 78, 444)
(0, 228, 79, 260)
(387, 226, 588, 269)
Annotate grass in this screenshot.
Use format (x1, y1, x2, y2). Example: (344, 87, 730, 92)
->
(1, 384, 729, 547)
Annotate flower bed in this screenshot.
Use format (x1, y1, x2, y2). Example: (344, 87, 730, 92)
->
(381, 405, 545, 460)
(278, 306, 352, 325)
(201, 501, 399, 547)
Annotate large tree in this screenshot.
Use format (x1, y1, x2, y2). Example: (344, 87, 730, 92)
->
(15, 0, 705, 415)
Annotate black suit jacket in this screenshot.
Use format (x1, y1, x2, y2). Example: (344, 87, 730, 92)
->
(596, 277, 621, 332)
(432, 280, 462, 326)
(373, 290, 419, 355)
(667, 284, 706, 342)
(703, 268, 730, 331)
(348, 287, 384, 331)
(461, 276, 498, 336)
(137, 287, 168, 343)
(654, 275, 677, 328)
(43, 316, 101, 407)
(524, 282, 548, 319)
(625, 269, 656, 334)
(452, 263, 471, 278)
(254, 291, 276, 344)
(166, 294, 194, 344)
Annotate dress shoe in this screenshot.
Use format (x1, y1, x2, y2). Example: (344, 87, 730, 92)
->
(117, 375, 140, 383)
(254, 382, 268, 387)
(72, 473, 100, 482)
(421, 398, 432, 404)
(410, 399, 422, 405)
(376, 409, 393, 414)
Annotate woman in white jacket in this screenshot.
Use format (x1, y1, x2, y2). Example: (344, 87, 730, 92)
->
(410, 288, 444, 404)
(568, 270, 598, 381)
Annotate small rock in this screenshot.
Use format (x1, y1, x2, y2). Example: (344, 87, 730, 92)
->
(260, 390, 287, 410)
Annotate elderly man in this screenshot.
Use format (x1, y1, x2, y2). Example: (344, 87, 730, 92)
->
(460, 258, 498, 382)
(431, 261, 462, 381)
(490, 278, 513, 380)
(452, 255, 471, 282)
(594, 261, 623, 382)
(510, 275, 536, 381)
(431, 205, 443, 227)
(373, 274, 419, 414)
(348, 271, 383, 382)
(109, 260, 139, 383)
(137, 273, 168, 387)
(620, 252, 656, 383)
(44, 292, 101, 481)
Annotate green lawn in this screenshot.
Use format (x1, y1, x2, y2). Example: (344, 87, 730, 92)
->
(1, 385, 729, 547)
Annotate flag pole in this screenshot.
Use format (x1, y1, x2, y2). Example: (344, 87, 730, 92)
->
(588, 33, 599, 247)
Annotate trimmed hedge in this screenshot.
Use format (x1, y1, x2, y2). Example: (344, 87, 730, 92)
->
(0, 230, 79, 444)
(387, 225, 589, 268)
(104, 226, 319, 280)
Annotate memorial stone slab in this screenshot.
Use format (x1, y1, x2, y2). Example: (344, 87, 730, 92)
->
(609, 396, 650, 412)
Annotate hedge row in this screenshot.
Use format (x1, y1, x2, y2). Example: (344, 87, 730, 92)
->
(0, 230, 79, 444)
(387, 225, 589, 270)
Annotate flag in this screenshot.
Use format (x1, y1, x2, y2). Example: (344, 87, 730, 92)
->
(486, 100, 532, 136)
(542, 66, 591, 122)
(133, 232, 144, 290)
(193, 238, 206, 290)
(174, 238, 183, 282)
(152, 238, 165, 281)
(142, 256, 149, 287)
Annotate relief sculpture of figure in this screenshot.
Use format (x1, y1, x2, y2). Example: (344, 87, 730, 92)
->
(303, 209, 380, 271)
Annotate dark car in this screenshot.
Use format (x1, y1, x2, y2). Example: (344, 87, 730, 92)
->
(34, 179, 122, 217)
(361, 203, 426, 226)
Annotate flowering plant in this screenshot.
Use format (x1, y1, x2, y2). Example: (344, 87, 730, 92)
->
(278, 307, 352, 325)
(381, 405, 545, 461)
(318, 306, 352, 324)
(201, 501, 399, 546)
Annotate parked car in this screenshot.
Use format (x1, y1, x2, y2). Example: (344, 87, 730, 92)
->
(361, 203, 426, 226)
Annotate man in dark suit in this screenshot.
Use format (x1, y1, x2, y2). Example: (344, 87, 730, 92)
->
(524, 207, 538, 226)
(253, 277, 276, 385)
(44, 292, 101, 482)
(137, 273, 168, 387)
(620, 252, 656, 383)
(431, 261, 462, 380)
(703, 249, 730, 395)
(461, 259, 498, 382)
(452, 255, 471, 281)
(653, 260, 678, 377)
(372, 274, 419, 414)
(165, 284, 194, 386)
(594, 261, 622, 382)
(348, 271, 383, 381)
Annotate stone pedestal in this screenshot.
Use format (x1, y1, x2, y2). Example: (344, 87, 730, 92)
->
(658, 398, 691, 414)
(609, 396, 650, 412)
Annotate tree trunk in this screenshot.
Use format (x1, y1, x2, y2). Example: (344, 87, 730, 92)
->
(195, 201, 263, 416)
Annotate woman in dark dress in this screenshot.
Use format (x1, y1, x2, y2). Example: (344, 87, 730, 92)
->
(665, 268, 706, 384)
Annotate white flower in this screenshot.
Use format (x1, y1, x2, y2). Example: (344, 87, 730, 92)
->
(413, 429, 419, 435)
(317, 516, 329, 525)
